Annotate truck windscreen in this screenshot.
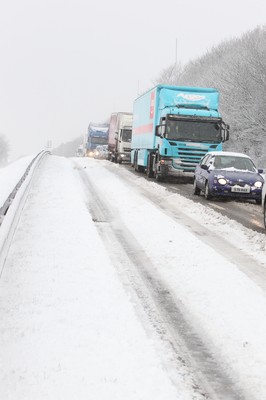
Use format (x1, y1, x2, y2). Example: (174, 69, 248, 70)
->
(166, 120, 221, 143)
(90, 137, 108, 144)
(121, 129, 132, 142)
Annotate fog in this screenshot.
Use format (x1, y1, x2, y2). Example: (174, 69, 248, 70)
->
(0, 0, 265, 161)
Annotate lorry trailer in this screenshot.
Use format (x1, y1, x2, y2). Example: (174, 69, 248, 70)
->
(108, 112, 133, 163)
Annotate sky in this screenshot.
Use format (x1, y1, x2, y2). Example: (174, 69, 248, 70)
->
(0, 154, 266, 399)
(0, 0, 265, 161)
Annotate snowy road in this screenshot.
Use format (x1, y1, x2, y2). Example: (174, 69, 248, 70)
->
(1, 154, 266, 400)
(76, 163, 241, 399)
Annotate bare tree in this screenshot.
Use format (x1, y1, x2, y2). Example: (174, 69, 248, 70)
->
(0, 134, 9, 165)
(154, 25, 266, 166)
(153, 62, 183, 86)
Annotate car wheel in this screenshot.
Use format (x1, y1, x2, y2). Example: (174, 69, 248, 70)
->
(204, 181, 212, 200)
(255, 198, 262, 205)
(193, 178, 201, 195)
(264, 198, 266, 228)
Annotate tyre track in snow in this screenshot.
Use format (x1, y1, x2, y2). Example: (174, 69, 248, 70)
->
(76, 164, 244, 400)
(122, 164, 265, 234)
(104, 163, 266, 293)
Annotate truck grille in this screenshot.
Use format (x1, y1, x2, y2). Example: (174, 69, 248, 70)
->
(173, 144, 215, 172)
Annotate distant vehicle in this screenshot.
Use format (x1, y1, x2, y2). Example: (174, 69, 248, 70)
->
(93, 145, 108, 159)
(131, 84, 229, 181)
(193, 151, 264, 204)
(108, 112, 133, 163)
(86, 123, 109, 157)
(76, 144, 85, 157)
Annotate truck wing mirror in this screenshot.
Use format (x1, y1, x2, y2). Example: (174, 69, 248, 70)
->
(155, 125, 165, 137)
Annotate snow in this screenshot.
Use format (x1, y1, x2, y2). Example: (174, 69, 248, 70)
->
(0, 154, 266, 399)
(0, 156, 36, 207)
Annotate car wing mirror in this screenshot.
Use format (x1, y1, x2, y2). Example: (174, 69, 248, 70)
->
(201, 164, 209, 171)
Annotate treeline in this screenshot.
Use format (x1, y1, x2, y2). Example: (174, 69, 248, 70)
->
(52, 136, 83, 157)
(154, 26, 266, 167)
(0, 134, 9, 165)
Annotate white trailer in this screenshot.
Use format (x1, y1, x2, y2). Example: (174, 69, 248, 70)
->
(108, 112, 133, 163)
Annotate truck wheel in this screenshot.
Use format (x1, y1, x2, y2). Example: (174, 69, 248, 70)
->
(204, 181, 212, 200)
(146, 155, 154, 178)
(134, 152, 140, 172)
(264, 198, 266, 228)
(193, 178, 201, 195)
(155, 172, 163, 181)
(155, 166, 163, 181)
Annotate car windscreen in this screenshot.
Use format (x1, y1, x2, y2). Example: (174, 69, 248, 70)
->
(214, 156, 256, 172)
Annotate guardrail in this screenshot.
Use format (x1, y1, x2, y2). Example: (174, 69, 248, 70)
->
(0, 151, 50, 275)
(0, 151, 49, 227)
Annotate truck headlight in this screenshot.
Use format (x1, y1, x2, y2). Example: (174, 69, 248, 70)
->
(218, 177, 227, 185)
(254, 181, 263, 188)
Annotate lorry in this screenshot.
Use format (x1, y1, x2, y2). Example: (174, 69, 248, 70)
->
(86, 122, 109, 157)
(131, 84, 230, 180)
(108, 112, 133, 163)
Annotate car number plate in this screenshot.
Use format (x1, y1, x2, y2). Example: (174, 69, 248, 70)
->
(231, 186, 250, 193)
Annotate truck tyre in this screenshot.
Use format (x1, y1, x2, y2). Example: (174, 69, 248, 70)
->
(154, 151, 162, 181)
(204, 181, 212, 200)
(264, 198, 266, 228)
(134, 152, 140, 172)
(155, 172, 162, 181)
(146, 155, 154, 178)
(193, 178, 201, 195)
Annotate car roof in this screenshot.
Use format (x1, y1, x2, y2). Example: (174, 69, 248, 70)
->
(207, 151, 251, 159)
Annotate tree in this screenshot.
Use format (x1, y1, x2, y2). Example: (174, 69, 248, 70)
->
(0, 134, 9, 165)
(154, 25, 266, 166)
(52, 136, 84, 157)
(153, 62, 183, 86)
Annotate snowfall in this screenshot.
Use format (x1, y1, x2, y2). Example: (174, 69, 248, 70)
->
(0, 153, 266, 400)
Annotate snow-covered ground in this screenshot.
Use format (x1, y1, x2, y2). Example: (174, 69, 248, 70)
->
(0, 156, 36, 207)
(0, 154, 266, 399)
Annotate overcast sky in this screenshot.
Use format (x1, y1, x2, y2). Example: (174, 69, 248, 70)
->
(0, 0, 265, 160)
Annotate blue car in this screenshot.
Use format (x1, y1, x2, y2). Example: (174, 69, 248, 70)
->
(193, 151, 264, 204)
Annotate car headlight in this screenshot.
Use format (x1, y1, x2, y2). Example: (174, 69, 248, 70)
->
(254, 181, 263, 188)
(218, 177, 227, 185)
